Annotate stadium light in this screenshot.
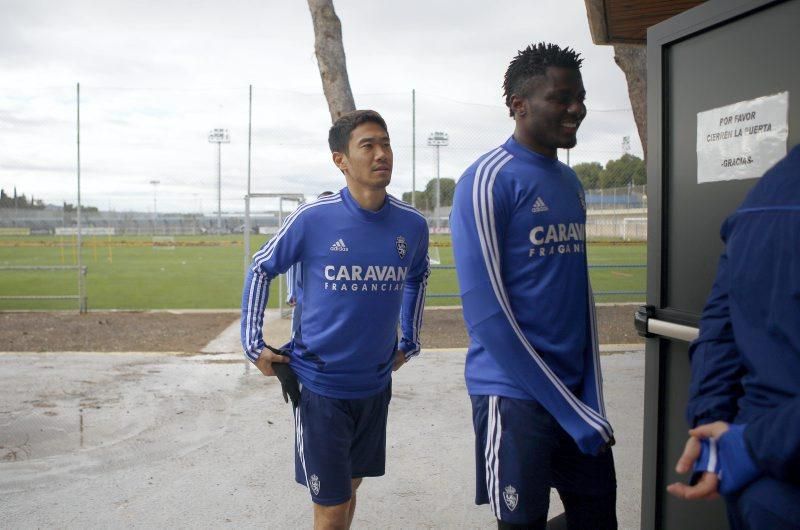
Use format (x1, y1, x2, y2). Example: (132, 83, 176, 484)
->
(427, 131, 449, 231)
(208, 128, 230, 233)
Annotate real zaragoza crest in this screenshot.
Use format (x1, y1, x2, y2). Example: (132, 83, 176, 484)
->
(503, 485, 518, 511)
(310, 474, 320, 495)
(395, 236, 407, 259)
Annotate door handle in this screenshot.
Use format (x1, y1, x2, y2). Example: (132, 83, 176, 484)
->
(647, 319, 699, 342)
(635, 305, 700, 343)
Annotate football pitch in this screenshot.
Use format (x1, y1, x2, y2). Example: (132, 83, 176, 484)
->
(0, 235, 645, 310)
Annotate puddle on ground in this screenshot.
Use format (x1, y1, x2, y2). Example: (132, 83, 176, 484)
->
(0, 355, 244, 463)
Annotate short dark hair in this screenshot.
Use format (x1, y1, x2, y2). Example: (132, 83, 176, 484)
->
(503, 43, 583, 117)
(328, 110, 388, 154)
(317, 191, 334, 198)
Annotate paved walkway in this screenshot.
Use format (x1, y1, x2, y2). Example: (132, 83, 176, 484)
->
(1, 312, 644, 528)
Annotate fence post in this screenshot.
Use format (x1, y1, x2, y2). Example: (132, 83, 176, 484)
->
(80, 265, 88, 313)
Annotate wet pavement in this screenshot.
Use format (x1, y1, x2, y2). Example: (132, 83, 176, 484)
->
(0, 349, 644, 529)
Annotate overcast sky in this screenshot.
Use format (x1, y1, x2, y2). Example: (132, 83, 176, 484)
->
(0, 0, 643, 214)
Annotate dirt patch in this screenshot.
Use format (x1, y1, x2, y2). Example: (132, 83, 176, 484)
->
(421, 305, 643, 349)
(420, 309, 471, 349)
(0, 312, 237, 352)
(594, 304, 647, 346)
(0, 306, 642, 353)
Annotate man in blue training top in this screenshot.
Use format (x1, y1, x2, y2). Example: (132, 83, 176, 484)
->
(667, 145, 800, 529)
(450, 43, 616, 529)
(241, 110, 429, 529)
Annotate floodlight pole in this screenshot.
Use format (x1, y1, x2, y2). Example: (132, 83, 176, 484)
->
(244, 86, 252, 273)
(76, 82, 85, 313)
(412, 89, 416, 208)
(427, 131, 449, 231)
(278, 198, 284, 313)
(217, 143, 221, 230)
(208, 128, 230, 233)
(435, 145, 440, 228)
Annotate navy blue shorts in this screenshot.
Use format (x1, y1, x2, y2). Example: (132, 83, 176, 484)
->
(472, 395, 617, 527)
(294, 382, 392, 506)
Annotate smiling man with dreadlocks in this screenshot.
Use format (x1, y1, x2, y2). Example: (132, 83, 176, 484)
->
(451, 43, 617, 529)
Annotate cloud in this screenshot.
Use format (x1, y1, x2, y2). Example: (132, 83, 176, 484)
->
(0, 0, 638, 212)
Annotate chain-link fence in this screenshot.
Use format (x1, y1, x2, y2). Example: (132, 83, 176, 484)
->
(0, 85, 645, 309)
(1, 86, 644, 233)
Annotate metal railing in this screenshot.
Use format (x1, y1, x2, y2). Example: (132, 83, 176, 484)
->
(0, 265, 87, 312)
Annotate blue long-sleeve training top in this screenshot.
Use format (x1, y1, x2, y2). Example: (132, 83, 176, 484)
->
(687, 144, 800, 492)
(451, 136, 613, 456)
(241, 188, 430, 399)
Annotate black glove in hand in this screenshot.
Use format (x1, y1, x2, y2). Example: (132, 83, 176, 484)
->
(264, 345, 301, 408)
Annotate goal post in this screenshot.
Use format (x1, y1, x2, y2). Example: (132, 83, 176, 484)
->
(243, 192, 305, 318)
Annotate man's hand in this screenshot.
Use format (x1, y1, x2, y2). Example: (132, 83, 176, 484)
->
(255, 348, 291, 377)
(392, 350, 407, 372)
(667, 421, 730, 500)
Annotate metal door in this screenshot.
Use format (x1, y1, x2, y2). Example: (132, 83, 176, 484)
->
(639, 0, 800, 527)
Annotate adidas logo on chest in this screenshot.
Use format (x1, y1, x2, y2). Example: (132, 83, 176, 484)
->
(531, 197, 549, 213)
(330, 239, 349, 252)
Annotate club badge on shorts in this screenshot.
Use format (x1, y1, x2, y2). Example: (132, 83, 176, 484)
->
(503, 485, 519, 511)
(310, 474, 321, 495)
(395, 236, 407, 259)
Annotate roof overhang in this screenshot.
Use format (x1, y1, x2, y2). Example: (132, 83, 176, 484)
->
(585, 0, 706, 44)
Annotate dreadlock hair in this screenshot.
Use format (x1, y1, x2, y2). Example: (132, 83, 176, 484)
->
(503, 43, 584, 117)
(328, 110, 388, 154)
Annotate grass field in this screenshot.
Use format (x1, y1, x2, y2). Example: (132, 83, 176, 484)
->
(426, 234, 645, 306)
(0, 235, 645, 310)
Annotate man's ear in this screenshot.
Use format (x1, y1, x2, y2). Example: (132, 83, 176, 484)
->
(332, 151, 348, 174)
(510, 95, 527, 119)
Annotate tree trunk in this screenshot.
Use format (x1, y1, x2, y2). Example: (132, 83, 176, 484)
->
(613, 44, 647, 161)
(307, 0, 356, 123)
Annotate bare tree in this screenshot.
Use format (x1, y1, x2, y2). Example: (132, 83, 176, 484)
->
(307, 0, 356, 122)
(613, 44, 647, 161)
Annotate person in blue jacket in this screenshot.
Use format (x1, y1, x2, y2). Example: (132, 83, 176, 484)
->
(667, 144, 800, 529)
(241, 110, 429, 529)
(450, 43, 616, 529)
